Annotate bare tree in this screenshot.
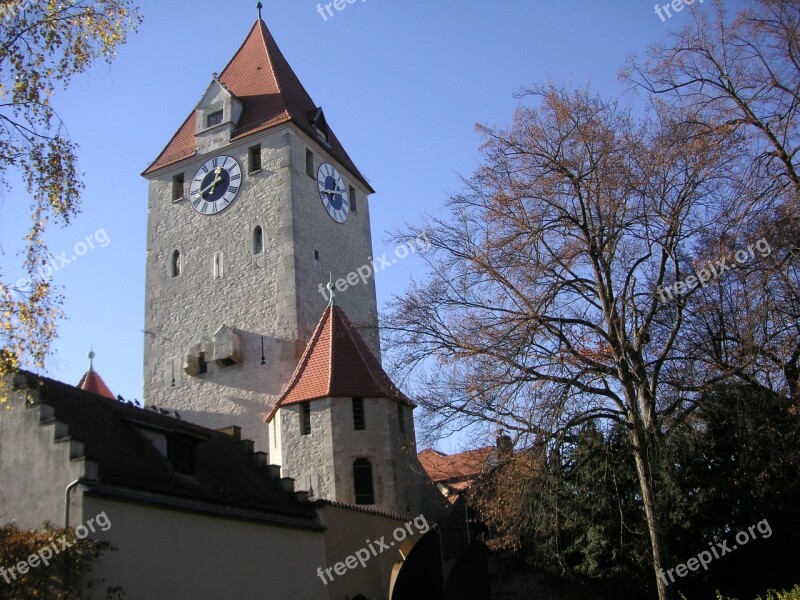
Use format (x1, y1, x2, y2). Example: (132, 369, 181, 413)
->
(624, 0, 800, 404)
(385, 86, 743, 600)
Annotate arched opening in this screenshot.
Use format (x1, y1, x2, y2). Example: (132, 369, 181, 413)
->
(171, 249, 181, 277)
(253, 225, 264, 255)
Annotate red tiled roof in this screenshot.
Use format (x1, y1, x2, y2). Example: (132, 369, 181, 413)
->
(143, 19, 373, 192)
(266, 305, 412, 422)
(418, 447, 493, 484)
(76, 369, 115, 400)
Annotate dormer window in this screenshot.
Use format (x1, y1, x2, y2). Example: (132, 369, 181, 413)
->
(133, 423, 203, 476)
(168, 434, 196, 475)
(308, 107, 330, 146)
(206, 110, 223, 128)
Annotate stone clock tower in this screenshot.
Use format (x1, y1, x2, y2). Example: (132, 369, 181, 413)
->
(141, 16, 380, 452)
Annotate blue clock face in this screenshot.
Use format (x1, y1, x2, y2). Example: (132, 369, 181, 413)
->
(317, 163, 349, 223)
(189, 155, 242, 215)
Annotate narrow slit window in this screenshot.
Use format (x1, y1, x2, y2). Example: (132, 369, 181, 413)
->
(249, 144, 262, 173)
(172, 173, 185, 200)
(397, 404, 406, 437)
(171, 250, 181, 278)
(213, 251, 224, 279)
(349, 186, 357, 213)
(353, 458, 374, 505)
(306, 149, 314, 177)
(253, 226, 264, 255)
(352, 397, 365, 430)
(300, 403, 311, 436)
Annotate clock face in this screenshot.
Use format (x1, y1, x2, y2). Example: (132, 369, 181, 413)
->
(317, 163, 349, 223)
(189, 155, 242, 215)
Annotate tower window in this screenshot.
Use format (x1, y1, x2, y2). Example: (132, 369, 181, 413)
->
(352, 397, 365, 430)
(172, 173, 185, 200)
(398, 404, 406, 437)
(171, 249, 181, 278)
(349, 185, 357, 213)
(314, 249, 319, 261)
(206, 110, 223, 128)
(253, 226, 264, 255)
(353, 458, 374, 505)
(300, 403, 312, 435)
(213, 251, 224, 279)
(249, 144, 262, 173)
(197, 352, 208, 375)
(306, 148, 314, 177)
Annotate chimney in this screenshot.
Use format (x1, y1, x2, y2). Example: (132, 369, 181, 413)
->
(496, 433, 513, 456)
(218, 425, 241, 441)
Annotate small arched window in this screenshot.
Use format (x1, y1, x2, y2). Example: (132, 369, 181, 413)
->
(171, 249, 181, 278)
(253, 226, 264, 255)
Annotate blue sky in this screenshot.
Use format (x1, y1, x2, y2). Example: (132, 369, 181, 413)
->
(1, 0, 745, 445)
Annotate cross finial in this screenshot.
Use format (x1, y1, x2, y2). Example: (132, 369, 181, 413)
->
(256, 1, 263, 20)
(327, 273, 336, 307)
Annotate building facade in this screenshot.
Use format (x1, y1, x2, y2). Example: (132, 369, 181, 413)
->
(141, 15, 424, 515)
(142, 18, 379, 452)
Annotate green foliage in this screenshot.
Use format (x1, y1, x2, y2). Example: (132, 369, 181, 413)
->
(706, 584, 800, 600)
(0, 0, 141, 377)
(0, 521, 123, 599)
(754, 586, 800, 600)
(474, 383, 800, 599)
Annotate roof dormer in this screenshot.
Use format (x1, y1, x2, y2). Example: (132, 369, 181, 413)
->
(308, 107, 330, 146)
(194, 74, 243, 155)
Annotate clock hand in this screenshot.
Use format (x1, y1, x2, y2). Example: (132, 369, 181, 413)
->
(208, 168, 224, 195)
(198, 175, 222, 199)
(197, 169, 223, 198)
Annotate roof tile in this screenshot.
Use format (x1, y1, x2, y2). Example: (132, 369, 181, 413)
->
(267, 305, 412, 421)
(143, 19, 372, 192)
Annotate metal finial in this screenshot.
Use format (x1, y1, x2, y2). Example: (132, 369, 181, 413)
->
(88, 348, 95, 372)
(327, 272, 335, 306)
(256, 1, 263, 19)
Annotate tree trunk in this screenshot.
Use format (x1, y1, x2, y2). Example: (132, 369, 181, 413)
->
(630, 423, 674, 600)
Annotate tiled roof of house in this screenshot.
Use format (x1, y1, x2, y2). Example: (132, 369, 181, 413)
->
(17, 371, 317, 523)
(418, 447, 493, 484)
(143, 19, 373, 192)
(266, 305, 412, 422)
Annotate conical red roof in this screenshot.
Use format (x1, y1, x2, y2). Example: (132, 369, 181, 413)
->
(143, 19, 372, 191)
(266, 305, 412, 422)
(77, 368, 115, 400)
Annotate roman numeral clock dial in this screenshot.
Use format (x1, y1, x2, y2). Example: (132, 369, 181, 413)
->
(317, 162, 349, 223)
(189, 155, 242, 215)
